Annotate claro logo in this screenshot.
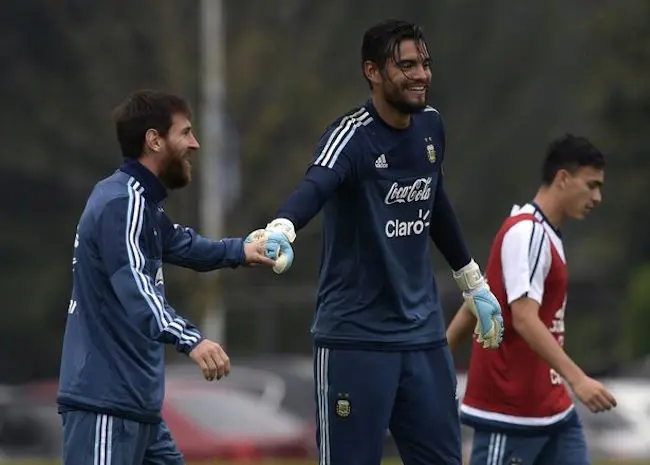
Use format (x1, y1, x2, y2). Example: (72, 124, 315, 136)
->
(385, 209, 431, 238)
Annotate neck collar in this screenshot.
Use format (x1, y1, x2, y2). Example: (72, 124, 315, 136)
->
(365, 99, 412, 132)
(530, 201, 562, 237)
(119, 159, 168, 203)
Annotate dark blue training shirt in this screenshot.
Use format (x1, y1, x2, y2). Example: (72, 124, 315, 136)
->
(277, 101, 470, 349)
(58, 160, 245, 423)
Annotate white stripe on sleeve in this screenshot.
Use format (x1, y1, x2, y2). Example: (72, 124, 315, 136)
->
(126, 178, 200, 346)
(313, 110, 373, 169)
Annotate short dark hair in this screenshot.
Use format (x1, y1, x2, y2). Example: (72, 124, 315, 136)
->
(361, 19, 428, 89)
(542, 134, 605, 185)
(112, 89, 192, 159)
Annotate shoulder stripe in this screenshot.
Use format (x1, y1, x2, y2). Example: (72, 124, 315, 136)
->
(125, 178, 200, 346)
(528, 222, 545, 281)
(315, 108, 366, 166)
(314, 109, 373, 169)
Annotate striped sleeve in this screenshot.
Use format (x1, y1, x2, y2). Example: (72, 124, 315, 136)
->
(98, 183, 202, 354)
(310, 107, 373, 178)
(501, 220, 552, 305)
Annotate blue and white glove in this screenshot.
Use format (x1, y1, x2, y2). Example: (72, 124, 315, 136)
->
(453, 259, 504, 349)
(245, 218, 296, 274)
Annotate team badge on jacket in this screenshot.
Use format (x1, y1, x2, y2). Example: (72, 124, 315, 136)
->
(424, 137, 436, 163)
(335, 393, 351, 418)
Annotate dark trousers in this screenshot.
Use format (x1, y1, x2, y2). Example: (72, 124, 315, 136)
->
(314, 344, 462, 465)
(61, 410, 184, 465)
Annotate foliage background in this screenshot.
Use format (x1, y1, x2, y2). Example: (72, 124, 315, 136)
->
(1, 0, 649, 382)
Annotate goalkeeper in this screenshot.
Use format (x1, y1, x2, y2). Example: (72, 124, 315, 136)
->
(256, 19, 502, 465)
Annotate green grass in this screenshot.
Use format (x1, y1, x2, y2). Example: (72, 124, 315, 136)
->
(4, 460, 650, 465)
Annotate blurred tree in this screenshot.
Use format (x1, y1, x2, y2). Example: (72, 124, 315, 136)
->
(622, 264, 650, 359)
(220, 0, 623, 361)
(579, 0, 650, 365)
(585, 0, 650, 271)
(0, 0, 200, 382)
(0, 0, 648, 379)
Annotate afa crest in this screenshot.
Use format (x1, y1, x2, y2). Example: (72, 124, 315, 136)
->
(424, 136, 436, 163)
(335, 393, 351, 418)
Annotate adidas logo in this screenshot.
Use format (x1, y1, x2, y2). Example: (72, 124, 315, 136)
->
(375, 154, 388, 169)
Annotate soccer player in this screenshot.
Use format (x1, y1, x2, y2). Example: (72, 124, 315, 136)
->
(253, 20, 503, 465)
(57, 90, 293, 465)
(446, 134, 617, 465)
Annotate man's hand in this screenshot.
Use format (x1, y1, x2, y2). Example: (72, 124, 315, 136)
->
(243, 229, 294, 273)
(453, 259, 504, 349)
(189, 339, 231, 381)
(570, 375, 617, 413)
(262, 218, 296, 274)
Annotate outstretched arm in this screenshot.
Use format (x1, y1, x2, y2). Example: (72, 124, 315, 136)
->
(274, 165, 343, 233)
(160, 214, 279, 272)
(161, 215, 246, 271)
(261, 119, 361, 270)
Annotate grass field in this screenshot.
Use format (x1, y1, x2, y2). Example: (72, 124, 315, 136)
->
(4, 460, 650, 465)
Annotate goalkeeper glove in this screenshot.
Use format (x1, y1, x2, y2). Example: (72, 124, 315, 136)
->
(453, 259, 504, 349)
(262, 218, 296, 274)
(246, 218, 296, 274)
(244, 229, 294, 274)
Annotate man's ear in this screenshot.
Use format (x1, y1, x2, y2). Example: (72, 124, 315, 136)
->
(555, 169, 571, 190)
(145, 129, 161, 153)
(363, 60, 382, 87)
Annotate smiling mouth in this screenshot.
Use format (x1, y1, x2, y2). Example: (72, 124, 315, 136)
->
(407, 86, 427, 94)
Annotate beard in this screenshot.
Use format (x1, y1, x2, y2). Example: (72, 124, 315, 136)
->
(383, 81, 428, 114)
(160, 151, 191, 190)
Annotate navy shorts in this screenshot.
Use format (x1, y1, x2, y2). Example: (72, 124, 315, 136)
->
(469, 412, 589, 465)
(314, 344, 462, 465)
(61, 410, 184, 465)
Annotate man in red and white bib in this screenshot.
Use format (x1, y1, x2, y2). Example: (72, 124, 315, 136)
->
(447, 134, 617, 465)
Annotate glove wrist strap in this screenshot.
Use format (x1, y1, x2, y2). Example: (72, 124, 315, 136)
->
(453, 259, 485, 293)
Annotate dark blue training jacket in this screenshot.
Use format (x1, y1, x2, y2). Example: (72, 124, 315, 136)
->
(58, 160, 244, 422)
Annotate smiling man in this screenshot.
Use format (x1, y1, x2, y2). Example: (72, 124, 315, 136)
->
(252, 20, 503, 465)
(57, 90, 292, 465)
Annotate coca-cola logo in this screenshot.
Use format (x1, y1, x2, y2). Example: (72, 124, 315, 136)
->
(384, 177, 432, 205)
